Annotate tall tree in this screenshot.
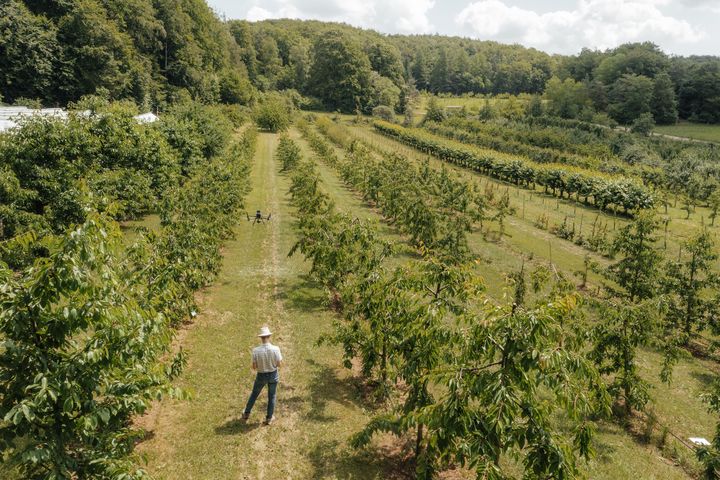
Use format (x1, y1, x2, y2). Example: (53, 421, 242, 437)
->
(544, 76, 589, 119)
(679, 61, 720, 123)
(0, 1, 62, 103)
(429, 48, 449, 93)
(307, 30, 372, 113)
(608, 73, 654, 125)
(651, 72, 678, 125)
(366, 41, 405, 87)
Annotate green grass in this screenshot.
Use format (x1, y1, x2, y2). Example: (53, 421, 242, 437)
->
(120, 213, 162, 243)
(654, 121, 720, 143)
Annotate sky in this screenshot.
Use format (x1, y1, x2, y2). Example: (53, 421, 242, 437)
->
(205, 0, 720, 56)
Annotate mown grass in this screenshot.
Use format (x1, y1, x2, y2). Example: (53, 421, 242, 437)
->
(654, 121, 720, 143)
(136, 131, 397, 479)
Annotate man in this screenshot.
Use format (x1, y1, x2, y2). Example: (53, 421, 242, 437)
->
(242, 326, 283, 425)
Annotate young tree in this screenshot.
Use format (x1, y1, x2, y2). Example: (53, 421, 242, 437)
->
(0, 216, 184, 478)
(276, 134, 302, 171)
(525, 94, 544, 117)
(419, 291, 608, 478)
(478, 97, 495, 120)
(594, 211, 662, 415)
(697, 380, 720, 478)
(606, 211, 662, 303)
(590, 300, 659, 416)
(662, 231, 719, 346)
(351, 254, 485, 476)
(424, 96, 446, 123)
(491, 189, 515, 238)
(709, 189, 720, 226)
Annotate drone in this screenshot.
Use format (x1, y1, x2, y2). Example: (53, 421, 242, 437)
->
(247, 210, 272, 224)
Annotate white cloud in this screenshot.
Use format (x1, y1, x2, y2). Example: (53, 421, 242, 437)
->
(242, 0, 435, 34)
(246, 6, 274, 21)
(455, 0, 705, 54)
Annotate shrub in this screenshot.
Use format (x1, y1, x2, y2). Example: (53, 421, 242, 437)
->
(424, 97, 446, 123)
(277, 135, 302, 171)
(254, 98, 291, 132)
(88, 168, 155, 220)
(372, 105, 394, 122)
(631, 112, 655, 136)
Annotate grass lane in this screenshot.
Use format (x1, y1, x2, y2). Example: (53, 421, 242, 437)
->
(137, 131, 391, 479)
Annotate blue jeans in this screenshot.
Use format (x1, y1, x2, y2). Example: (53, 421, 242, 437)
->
(243, 370, 279, 419)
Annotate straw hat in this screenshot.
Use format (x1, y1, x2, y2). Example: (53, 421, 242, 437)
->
(258, 326, 272, 337)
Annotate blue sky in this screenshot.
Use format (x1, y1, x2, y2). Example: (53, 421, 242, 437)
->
(206, 0, 719, 56)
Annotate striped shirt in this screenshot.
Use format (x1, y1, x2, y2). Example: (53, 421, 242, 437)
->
(252, 343, 282, 373)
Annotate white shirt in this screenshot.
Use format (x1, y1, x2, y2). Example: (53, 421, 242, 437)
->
(252, 343, 282, 373)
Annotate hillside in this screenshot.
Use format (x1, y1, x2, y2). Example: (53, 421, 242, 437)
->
(4, 2, 720, 479)
(3, 5, 719, 124)
(0, 0, 254, 107)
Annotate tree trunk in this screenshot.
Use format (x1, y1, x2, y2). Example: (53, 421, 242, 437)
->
(415, 422, 424, 459)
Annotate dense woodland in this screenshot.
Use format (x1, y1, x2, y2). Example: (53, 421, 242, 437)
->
(2, 2, 720, 124)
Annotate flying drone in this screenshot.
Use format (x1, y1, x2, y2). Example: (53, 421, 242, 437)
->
(247, 210, 272, 224)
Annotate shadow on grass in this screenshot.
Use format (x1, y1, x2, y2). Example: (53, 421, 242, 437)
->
(591, 422, 621, 464)
(304, 439, 412, 480)
(273, 274, 326, 313)
(214, 417, 262, 435)
(304, 359, 370, 423)
(690, 370, 715, 387)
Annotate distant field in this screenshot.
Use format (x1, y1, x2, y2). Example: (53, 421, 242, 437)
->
(653, 122, 720, 143)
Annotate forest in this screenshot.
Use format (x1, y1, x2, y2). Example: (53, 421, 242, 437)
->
(3, 1, 720, 479)
(2, 2, 720, 124)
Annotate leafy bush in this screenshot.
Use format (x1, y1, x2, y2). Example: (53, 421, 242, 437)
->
(424, 97, 446, 123)
(0, 128, 257, 479)
(276, 134, 302, 171)
(219, 68, 256, 105)
(162, 102, 234, 161)
(88, 168, 155, 220)
(631, 112, 656, 136)
(254, 95, 292, 132)
(372, 105, 394, 122)
(0, 107, 181, 243)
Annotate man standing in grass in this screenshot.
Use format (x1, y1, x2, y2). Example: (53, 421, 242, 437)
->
(242, 326, 283, 425)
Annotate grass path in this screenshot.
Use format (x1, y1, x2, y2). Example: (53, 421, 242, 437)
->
(137, 132, 390, 479)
